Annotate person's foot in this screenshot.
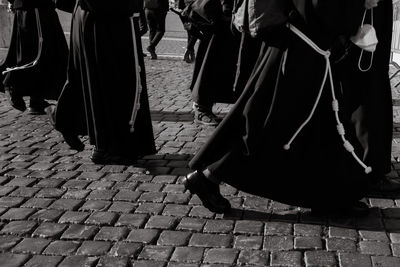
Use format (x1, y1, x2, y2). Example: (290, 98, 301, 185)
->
(147, 46, 157, 60)
(29, 99, 50, 115)
(91, 149, 136, 165)
(183, 170, 231, 213)
(142, 52, 147, 57)
(183, 49, 194, 63)
(4, 87, 26, 112)
(194, 110, 221, 126)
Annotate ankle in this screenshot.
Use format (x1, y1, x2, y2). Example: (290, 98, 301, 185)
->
(202, 169, 220, 184)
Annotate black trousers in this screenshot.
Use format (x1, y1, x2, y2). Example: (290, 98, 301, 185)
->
(144, 8, 167, 49)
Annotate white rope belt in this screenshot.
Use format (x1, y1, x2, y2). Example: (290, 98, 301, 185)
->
(2, 8, 43, 75)
(284, 23, 372, 174)
(128, 15, 142, 133)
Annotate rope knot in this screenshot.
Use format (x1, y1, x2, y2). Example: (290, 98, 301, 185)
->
(336, 123, 345, 135)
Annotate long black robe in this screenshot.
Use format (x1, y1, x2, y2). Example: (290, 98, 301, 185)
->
(0, 0, 68, 100)
(53, 0, 156, 158)
(338, 0, 393, 178)
(189, 0, 368, 209)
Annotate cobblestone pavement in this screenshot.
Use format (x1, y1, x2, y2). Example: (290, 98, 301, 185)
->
(0, 52, 400, 267)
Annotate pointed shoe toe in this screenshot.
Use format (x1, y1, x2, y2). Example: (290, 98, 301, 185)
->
(183, 170, 231, 213)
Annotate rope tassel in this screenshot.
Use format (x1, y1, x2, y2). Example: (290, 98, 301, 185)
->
(284, 24, 372, 174)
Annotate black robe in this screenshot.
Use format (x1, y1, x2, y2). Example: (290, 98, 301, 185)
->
(53, 0, 156, 158)
(0, 0, 68, 100)
(189, 0, 369, 209)
(338, 0, 393, 177)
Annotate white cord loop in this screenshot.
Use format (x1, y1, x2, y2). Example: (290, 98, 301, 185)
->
(284, 24, 372, 174)
(2, 9, 43, 75)
(129, 13, 143, 133)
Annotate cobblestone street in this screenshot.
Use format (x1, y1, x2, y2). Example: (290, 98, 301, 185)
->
(0, 45, 400, 266)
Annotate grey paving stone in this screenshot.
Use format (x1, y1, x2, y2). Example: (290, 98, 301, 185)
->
(0, 253, 30, 267)
(0, 236, 21, 252)
(24, 255, 63, 267)
(97, 256, 129, 267)
(11, 237, 51, 254)
(338, 252, 372, 267)
(270, 251, 302, 266)
(304, 251, 337, 266)
(126, 229, 160, 244)
(108, 242, 142, 257)
(29, 209, 64, 222)
(145, 215, 177, 230)
(138, 245, 174, 261)
(32, 222, 67, 238)
(233, 220, 263, 235)
(115, 213, 148, 228)
(237, 250, 269, 266)
(76, 240, 112, 256)
(58, 255, 98, 267)
(61, 224, 98, 240)
(203, 248, 239, 265)
(94, 226, 129, 241)
(263, 235, 294, 251)
(170, 246, 204, 263)
(157, 230, 191, 246)
(43, 240, 81, 256)
(189, 233, 232, 248)
(0, 207, 36, 220)
(0, 220, 37, 235)
(85, 211, 118, 226)
(233, 235, 263, 250)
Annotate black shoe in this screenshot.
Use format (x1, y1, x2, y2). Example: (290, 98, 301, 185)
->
(147, 46, 157, 60)
(28, 99, 50, 115)
(4, 87, 26, 111)
(183, 170, 231, 213)
(28, 106, 46, 115)
(312, 201, 369, 217)
(91, 149, 136, 165)
(45, 105, 84, 151)
(183, 49, 194, 63)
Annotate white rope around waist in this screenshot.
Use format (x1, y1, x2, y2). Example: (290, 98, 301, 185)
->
(128, 15, 142, 133)
(2, 8, 43, 75)
(284, 23, 372, 174)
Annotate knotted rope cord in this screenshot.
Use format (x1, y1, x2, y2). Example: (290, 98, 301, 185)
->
(2, 8, 43, 75)
(357, 9, 374, 72)
(129, 13, 142, 133)
(284, 23, 372, 174)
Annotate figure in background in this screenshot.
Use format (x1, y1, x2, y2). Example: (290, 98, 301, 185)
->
(184, 0, 372, 215)
(47, 0, 156, 165)
(177, 0, 197, 63)
(338, 0, 400, 194)
(144, 0, 169, 59)
(189, 0, 241, 126)
(0, 0, 68, 114)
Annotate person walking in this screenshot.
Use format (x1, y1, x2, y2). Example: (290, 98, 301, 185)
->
(144, 0, 169, 59)
(337, 0, 400, 195)
(47, 0, 156, 165)
(0, 0, 69, 115)
(184, 0, 372, 215)
(177, 0, 197, 63)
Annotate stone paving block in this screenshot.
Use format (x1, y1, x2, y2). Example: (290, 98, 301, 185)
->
(264, 222, 293, 236)
(162, 184, 186, 194)
(21, 197, 53, 209)
(304, 251, 337, 266)
(0, 236, 21, 252)
(58, 211, 90, 224)
(115, 214, 148, 228)
(35, 188, 65, 198)
(203, 248, 239, 265)
(152, 175, 177, 184)
(11, 237, 51, 254)
(0, 186, 16, 196)
(0, 220, 37, 235)
(359, 240, 392, 256)
(87, 189, 118, 200)
(233, 220, 263, 235)
(76, 240, 112, 256)
(170, 246, 204, 263)
(5, 168, 32, 178)
(43, 240, 81, 256)
(58, 255, 98, 267)
(113, 190, 141, 202)
(157, 230, 191, 246)
(145, 215, 177, 230)
(0, 207, 36, 220)
(102, 173, 130, 182)
(136, 182, 164, 193)
(79, 200, 111, 212)
(163, 193, 191, 205)
(61, 224, 98, 240)
(131, 260, 167, 267)
(87, 181, 115, 190)
(202, 220, 234, 234)
(371, 256, 400, 267)
(188, 206, 215, 219)
(9, 187, 40, 198)
(24, 255, 63, 267)
(138, 245, 174, 261)
(51, 171, 80, 180)
(5, 177, 36, 187)
(233, 235, 263, 250)
(360, 230, 390, 242)
(94, 226, 129, 241)
(328, 227, 358, 240)
(392, 243, 400, 257)
(139, 192, 166, 203)
(76, 171, 104, 180)
(128, 174, 153, 183)
(326, 238, 357, 252)
(33, 178, 63, 188)
(62, 179, 91, 189)
(293, 223, 322, 236)
(62, 189, 90, 199)
(294, 236, 323, 250)
(176, 217, 205, 232)
(161, 204, 191, 218)
(97, 256, 129, 267)
(0, 253, 30, 267)
(85, 211, 118, 226)
(263, 235, 294, 251)
(338, 252, 372, 267)
(126, 229, 160, 244)
(29, 209, 64, 222)
(135, 203, 165, 215)
(0, 196, 25, 208)
(189, 233, 232, 248)
(48, 198, 82, 211)
(237, 249, 269, 266)
(108, 242, 142, 257)
(32, 222, 67, 238)
(107, 201, 136, 213)
(390, 232, 400, 243)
